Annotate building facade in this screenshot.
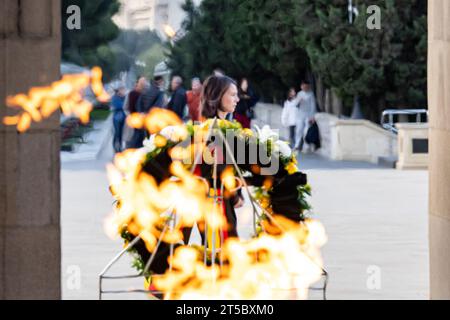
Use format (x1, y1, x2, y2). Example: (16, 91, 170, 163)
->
(113, 0, 201, 39)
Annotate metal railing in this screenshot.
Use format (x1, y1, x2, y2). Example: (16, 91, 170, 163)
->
(381, 109, 428, 134)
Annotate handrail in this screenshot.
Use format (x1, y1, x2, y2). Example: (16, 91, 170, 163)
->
(380, 109, 428, 134)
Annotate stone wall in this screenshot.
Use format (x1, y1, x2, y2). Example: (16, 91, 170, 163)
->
(328, 119, 398, 163)
(253, 104, 397, 164)
(0, 0, 61, 299)
(428, 0, 450, 299)
(252, 102, 289, 140)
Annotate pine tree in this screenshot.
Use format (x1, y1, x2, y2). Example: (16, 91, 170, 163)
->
(294, 0, 427, 120)
(167, 0, 426, 116)
(167, 0, 309, 102)
(109, 29, 164, 77)
(61, 0, 120, 80)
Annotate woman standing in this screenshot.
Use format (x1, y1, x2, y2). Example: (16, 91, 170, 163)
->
(233, 78, 258, 129)
(281, 87, 299, 148)
(200, 75, 244, 240)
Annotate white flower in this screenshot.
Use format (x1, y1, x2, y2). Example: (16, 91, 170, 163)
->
(275, 140, 292, 158)
(254, 125, 278, 143)
(159, 125, 187, 142)
(142, 135, 156, 153)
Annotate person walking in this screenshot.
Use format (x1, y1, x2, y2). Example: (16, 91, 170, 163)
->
(166, 75, 187, 120)
(281, 88, 299, 148)
(294, 80, 317, 152)
(234, 78, 259, 129)
(137, 75, 165, 114)
(111, 86, 126, 153)
(123, 76, 147, 149)
(186, 77, 202, 122)
(128, 76, 165, 148)
(125, 76, 147, 114)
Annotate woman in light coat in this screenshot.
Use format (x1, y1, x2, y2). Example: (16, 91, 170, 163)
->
(281, 87, 299, 148)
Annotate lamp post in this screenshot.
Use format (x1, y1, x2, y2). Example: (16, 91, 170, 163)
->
(347, 0, 363, 119)
(348, 0, 359, 24)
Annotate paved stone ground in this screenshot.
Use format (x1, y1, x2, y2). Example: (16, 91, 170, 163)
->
(60, 110, 429, 300)
(61, 149, 429, 300)
(299, 153, 429, 300)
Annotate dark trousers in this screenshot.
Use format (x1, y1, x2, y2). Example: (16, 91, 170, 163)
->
(127, 129, 146, 149)
(113, 111, 126, 153)
(289, 125, 296, 148)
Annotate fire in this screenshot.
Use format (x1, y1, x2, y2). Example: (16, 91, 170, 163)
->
(127, 108, 184, 135)
(2, 67, 109, 132)
(152, 217, 326, 300)
(104, 108, 327, 299)
(221, 167, 237, 191)
(105, 146, 226, 252)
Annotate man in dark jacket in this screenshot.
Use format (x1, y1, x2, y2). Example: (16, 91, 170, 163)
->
(128, 76, 165, 148)
(166, 75, 187, 119)
(137, 76, 165, 113)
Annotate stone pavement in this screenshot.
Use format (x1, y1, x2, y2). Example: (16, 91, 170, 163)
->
(60, 115, 113, 163)
(61, 143, 429, 299)
(299, 153, 429, 299)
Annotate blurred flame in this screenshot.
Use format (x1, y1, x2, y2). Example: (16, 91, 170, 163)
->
(105, 112, 327, 300)
(221, 167, 236, 191)
(105, 147, 225, 252)
(126, 113, 146, 129)
(126, 108, 183, 135)
(2, 67, 109, 132)
(152, 216, 326, 300)
(163, 24, 176, 39)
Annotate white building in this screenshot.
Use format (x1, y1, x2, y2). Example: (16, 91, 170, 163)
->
(113, 0, 202, 39)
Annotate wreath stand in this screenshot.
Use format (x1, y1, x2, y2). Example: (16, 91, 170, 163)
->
(99, 118, 328, 300)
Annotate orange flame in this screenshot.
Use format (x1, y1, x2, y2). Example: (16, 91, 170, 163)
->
(105, 147, 224, 253)
(2, 67, 109, 132)
(221, 166, 237, 191)
(127, 108, 183, 134)
(152, 217, 326, 300)
(104, 112, 327, 299)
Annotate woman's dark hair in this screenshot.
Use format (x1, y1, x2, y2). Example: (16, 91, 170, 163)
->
(287, 87, 296, 98)
(200, 75, 237, 119)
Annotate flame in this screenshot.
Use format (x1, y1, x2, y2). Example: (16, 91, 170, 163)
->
(126, 113, 145, 129)
(221, 167, 237, 191)
(163, 24, 177, 39)
(105, 148, 225, 252)
(2, 67, 109, 132)
(104, 111, 327, 299)
(152, 216, 326, 300)
(126, 108, 183, 135)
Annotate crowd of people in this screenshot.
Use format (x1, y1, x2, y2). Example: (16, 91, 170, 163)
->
(109, 72, 321, 243)
(110, 72, 319, 154)
(110, 71, 260, 153)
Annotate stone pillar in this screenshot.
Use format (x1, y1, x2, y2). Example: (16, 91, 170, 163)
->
(0, 0, 61, 299)
(428, 0, 450, 299)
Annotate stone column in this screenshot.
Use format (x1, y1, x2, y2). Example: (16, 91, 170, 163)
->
(428, 0, 450, 299)
(0, 0, 61, 299)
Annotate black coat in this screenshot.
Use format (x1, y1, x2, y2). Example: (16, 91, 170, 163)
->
(137, 83, 164, 113)
(167, 87, 187, 119)
(235, 88, 258, 116)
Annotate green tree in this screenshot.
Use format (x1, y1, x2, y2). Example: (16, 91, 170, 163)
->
(109, 29, 165, 77)
(294, 0, 427, 120)
(168, 0, 427, 118)
(167, 0, 309, 102)
(61, 0, 120, 80)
